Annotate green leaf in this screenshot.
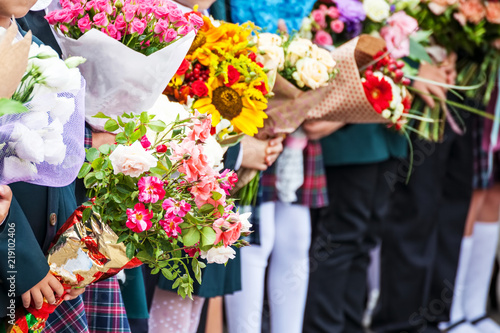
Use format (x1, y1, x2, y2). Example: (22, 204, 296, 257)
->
(78, 163, 92, 179)
(115, 132, 127, 144)
(199, 204, 214, 214)
(125, 121, 135, 137)
(0, 99, 28, 116)
(148, 120, 167, 132)
(158, 260, 169, 268)
(98, 144, 112, 155)
(140, 111, 149, 124)
(86, 148, 100, 162)
(192, 259, 202, 284)
(136, 250, 151, 261)
(104, 119, 119, 132)
(126, 242, 136, 259)
(130, 129, 142, 143)
(217, 204, 224, 216)
(172, 277, 181, 289)
(95, 170, 106, 180)
(151, 267, 160, 274)
(182, 228, 201, 247)
(409, 37, 432, 63)
(91, 157, 104, 170)
(149, 167, 165, 175)
(145, 46, 159, 56)
(211, 191, 222, 201)
(84, 173, 98, 188)
(82, 207, 92, 223)
(116, 233, 130, 244)
(161, 268, 174, 280)
(200, 227, 216, 247)
(92, 112, 111, 119)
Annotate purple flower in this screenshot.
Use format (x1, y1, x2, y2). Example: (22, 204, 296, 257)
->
(335, 0, 366, 23)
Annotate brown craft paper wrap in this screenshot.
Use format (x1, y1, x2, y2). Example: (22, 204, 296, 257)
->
(0, 24, 31, 98)
(307, 35, 390, 123)
(230, 167, 258, 194)
(256, 74, 331, 139)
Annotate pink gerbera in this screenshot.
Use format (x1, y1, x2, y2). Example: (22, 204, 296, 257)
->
(126, 203, 153, 233)
(138, 176, 166, 204)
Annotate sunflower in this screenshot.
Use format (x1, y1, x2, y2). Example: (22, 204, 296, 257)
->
(193, 76, 268, 136)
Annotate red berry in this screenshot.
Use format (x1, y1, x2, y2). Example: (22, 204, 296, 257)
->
(195, 63, 201, 69)
(396, 60, 405, 69)
(394, 69, 404, 82)
(388, 64, 397, 72)
(193, 68, 200, 74)
(402, 78, 411, 86)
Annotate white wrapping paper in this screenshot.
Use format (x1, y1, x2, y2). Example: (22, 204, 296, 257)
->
(54, 28, 195, 131)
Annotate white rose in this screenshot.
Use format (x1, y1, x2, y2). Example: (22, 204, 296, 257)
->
(256, 33, 283, 47)
(311, 46, 337, 73)
(146, 95, 191, 142)
(203, 135, 224, 171)
(109, 141, 158, 178)
(257, 44, 285, 71)
(294, 58, 330, 90)
(200, 246, 236, 264)
(2, 156, 38, 182)
(239, 212, 252, 233)
(50, 96, 75, 125)
(286, 38, 313, 66)
(363, 0, 391, 22)
(10, 123, 45, 163)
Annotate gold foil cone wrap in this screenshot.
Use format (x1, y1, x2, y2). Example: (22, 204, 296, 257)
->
(47, 206, 142, 287)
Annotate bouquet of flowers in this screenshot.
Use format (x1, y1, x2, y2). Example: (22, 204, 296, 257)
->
(409, 0, 500, 104)
(5, 97, 250, 333)
(299, 0, 430, 62)
(166, 16, 270, 138)
(46, 0, 202, 130)
(256, 32, 339, 138)
(307, 35, 416, 129)
(0, 24, 86, 187)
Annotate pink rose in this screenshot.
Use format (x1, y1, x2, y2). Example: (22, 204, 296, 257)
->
(213, 215, 242, 247)
(93, 12, 109, 27)
(78, 14, 92, 33)
(69, 3, 85, 17)
(330, 19, 344, 33)
(311, 9, 327, 29)
(168, 8, 184, 22)
(102, 23, 121, 39)
(162, 198, 191, 217)
(190, 175, 218, 207)
(129, 17, 147, 35)
(171, 140, 210, 182)
(115, 14, 127, 30)
(60, 24, 69, 34)
(161, 28, 178, 43)
(380, 25, 410, 59)
(319, 4, 328, 12)
(153, 6, 170, 19)
(123, 4, 138, 22)
(174, 16, 189, 27)
(160, 215, 182, 238)
(137, 3, 152, 17)
(387, 11, 418, 36)
(153, 18, 170, 34)
(95, 0, 112, 14)
(45, 12, 57, 25)
(187, 117, 211, 143)
(54, 9, 75, 24)
(314, 30, 333, 46)
(486, 2, 500, 24)
(177, 24, 192, 36)
(85, 0, 96, 11)
(327, 6, 340, 19)
(188, 13, 204, 29)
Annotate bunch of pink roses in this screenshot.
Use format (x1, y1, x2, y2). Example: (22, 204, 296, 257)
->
(46, 0, 204, 55)
(79, 105, 250, 298)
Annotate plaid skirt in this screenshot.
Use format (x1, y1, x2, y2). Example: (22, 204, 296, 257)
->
(45, 277, 131, 333)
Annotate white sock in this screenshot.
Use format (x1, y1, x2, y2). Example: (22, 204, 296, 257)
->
(268, 202, 311, 333)
(439, 237, 474, 330)
(464, 222, 500, 325)
(225, 202, 276, 333)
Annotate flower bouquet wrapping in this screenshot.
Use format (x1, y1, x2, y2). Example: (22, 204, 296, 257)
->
(0, 24, 86, 187)
(45, 0, 202, 130)
(307, 35, 417, 131)
(255, 33, 339, 139)
(165, 16, 270, 139)
(4, 98, 250, 333)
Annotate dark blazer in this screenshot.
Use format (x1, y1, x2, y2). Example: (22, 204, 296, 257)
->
(0, 25, 78, 319)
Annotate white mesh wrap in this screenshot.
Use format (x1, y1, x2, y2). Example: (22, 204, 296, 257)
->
(0, 78, 86, 186)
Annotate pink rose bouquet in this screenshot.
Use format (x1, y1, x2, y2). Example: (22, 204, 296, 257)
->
(45, 0, 202, 131)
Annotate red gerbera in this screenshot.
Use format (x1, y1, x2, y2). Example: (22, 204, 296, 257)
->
(362, 73, 393, 114)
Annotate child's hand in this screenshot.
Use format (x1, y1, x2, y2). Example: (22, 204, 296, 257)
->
(64, 287, 86, 301)
(0, 185, 12, 225)
(265, 136, 284, 166)
(21, 273, 64, 309)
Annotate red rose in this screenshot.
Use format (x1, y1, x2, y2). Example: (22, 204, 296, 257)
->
(255, 81, 268, 95)
(176, 59, 190, 76)
(248, 52, 257, 62)
(226, 65, 241, 86)
(156, 144, 168, 153)
(191, 80, 208, 97)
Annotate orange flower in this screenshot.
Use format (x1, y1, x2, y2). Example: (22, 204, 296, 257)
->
(486, 2, 500, 24)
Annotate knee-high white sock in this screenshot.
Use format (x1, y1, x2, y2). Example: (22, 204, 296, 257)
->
(464, 222, 500, 332)
(268, 202, 311, 333)
(225, 202, 276, 333)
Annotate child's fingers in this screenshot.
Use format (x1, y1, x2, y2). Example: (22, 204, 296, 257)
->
(31, 289, 44, 309)
(41, 285, 56, 305)
(48, 276, 65, 297)
(21, 291, 31, 308)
